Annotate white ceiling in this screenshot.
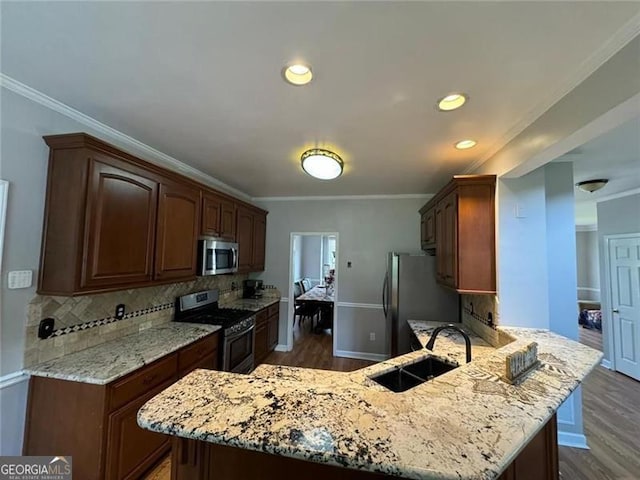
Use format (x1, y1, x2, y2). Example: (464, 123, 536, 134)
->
(2, 2, 639, 197)
(556, 116, 640, 225)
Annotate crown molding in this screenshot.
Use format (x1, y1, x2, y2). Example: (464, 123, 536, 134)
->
(465, 13, 640, 175)
(253, 193, 432, 202)
(0, 73, 252, 201)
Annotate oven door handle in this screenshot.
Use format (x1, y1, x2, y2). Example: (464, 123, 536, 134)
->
(226, 323, 255, 341)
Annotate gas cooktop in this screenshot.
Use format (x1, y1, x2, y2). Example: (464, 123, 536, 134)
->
(182, 308, 255, 328)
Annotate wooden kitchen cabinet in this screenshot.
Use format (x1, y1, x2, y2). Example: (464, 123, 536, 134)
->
(39, 133, 267, 295)
(254, 303, 280, 365)
(24, 332, 219, 480)
(155, 180, 201, 281)
(420, 175, 496, 294)
(420, 206, 436, 250)
(201, 191, 236, 240)
(236, 205, 267, 273)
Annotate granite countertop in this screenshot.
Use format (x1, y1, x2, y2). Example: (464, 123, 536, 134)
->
(222, 296, 280, 312)
(24, 323, 221, 385)
(138, 322, 602, 480)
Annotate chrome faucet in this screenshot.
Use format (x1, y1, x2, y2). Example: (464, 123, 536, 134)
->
(425, 324, 472, 363)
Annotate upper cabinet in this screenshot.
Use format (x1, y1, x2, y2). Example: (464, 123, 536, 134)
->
(201, 191, 236, 240)
(236, 205, 267, 273)
(155, 180, 200, 281)
(420, 175, 496, 294)
(39, 133, 267, 296)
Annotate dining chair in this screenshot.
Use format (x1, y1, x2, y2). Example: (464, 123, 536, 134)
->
(293, 281, 319, 329)
(301, 278, 312, 292)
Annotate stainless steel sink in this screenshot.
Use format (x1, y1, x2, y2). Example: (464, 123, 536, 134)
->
(370, 356, 458, 393)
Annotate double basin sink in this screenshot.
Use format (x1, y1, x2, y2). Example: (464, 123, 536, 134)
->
(370, 356, 457, 393)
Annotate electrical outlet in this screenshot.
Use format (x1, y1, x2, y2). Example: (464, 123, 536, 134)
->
(115, 304, 126, 320)
(38, 318, 55, 339)
(369, 332, 376, 341)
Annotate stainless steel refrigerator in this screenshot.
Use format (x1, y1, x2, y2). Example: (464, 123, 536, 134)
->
(383, 252, 460, 357)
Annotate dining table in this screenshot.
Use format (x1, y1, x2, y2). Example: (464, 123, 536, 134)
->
(296, 285, 335, 332)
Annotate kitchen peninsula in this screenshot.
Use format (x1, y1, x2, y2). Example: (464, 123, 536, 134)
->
(137, 322, 602, 480)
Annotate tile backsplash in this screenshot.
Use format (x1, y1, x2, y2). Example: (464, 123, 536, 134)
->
(461, 294, 502, 347)
(24, 274, 248, 367)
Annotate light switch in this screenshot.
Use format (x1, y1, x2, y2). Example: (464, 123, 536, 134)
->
(8, 270, 33, 289)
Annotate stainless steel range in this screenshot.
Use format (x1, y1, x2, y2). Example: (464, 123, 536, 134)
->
(174, 289, 255, 373)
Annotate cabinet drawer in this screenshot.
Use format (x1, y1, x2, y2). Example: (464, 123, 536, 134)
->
(178, 334, 219, 374)
(267, 303, 279, 318)
(109, 354, 178, 412)
(256, 309, 268, 325)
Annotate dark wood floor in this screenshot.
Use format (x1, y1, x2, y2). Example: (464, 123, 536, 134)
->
(558, 327, 640, 480)
(262, 320, 374, 371)
(144, 325, 639, 480)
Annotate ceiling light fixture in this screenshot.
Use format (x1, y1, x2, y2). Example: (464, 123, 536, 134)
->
(301, 148, 343, 180)
(576, 179, 608, 193)
(283, 63, 313, 86)
(455, 139, 477, 150)
(437, 93, 467, 111)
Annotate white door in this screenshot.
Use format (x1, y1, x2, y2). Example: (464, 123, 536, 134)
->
(610, 235, 640, 381)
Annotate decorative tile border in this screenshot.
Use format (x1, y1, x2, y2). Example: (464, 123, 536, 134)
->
(51, 302, 174, 338)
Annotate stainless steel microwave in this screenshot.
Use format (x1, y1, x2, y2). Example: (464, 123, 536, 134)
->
(198, 237, 239, 275)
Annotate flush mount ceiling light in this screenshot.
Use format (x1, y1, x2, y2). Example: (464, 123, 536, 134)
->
(283, 63, 313, 86)
(576, 179, 608, 193)
(300, 148, 343, 180)
(455, 139, 477, 150)
(437, 93, 468, 111)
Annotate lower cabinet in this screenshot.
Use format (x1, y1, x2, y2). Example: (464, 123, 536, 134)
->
(23, 332, 219, 480)
(254, 303, 280, 365)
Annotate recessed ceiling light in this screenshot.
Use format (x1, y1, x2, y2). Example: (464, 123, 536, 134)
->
(283, 63, 313, 86)
(301, 148, 343, 180)
(455, 139, 477, 150)
(437, 93, 467, 111)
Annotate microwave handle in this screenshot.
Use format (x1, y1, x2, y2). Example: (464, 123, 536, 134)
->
(232, 248, 238, 269)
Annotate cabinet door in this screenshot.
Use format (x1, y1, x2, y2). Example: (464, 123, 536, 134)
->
(252, 213, 266, 271)
(201, 192, 222, 237)
(220, 199, 237, 241)
(424, 207, 436, 246)
(236, 206, 254, 273)
(255, 322, 269, 364)
(268, 314, 279, 351)
(155, 180, 201, 281)
(435, 204, 445, 281)
(105, 380, 174, 480)
(441, 192, 458, 288)
(83, 160, 158, 289)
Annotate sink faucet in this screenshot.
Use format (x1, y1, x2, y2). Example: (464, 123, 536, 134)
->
(425, 324, 472, 363)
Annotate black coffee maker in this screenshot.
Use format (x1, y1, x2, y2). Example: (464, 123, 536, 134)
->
(243, 279, 264, 299)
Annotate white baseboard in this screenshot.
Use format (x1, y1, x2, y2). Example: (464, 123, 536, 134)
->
(0, 372, 29, 390)
(600, 359, 612, 369)
(558, 431, 589, 449)
(274, 344, 291, 353)
(334, 350, 389, 362)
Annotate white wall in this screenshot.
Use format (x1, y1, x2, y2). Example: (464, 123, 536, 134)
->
(255, 197, 426, 356)
(597, 193, 640, 364)
(496, 162, 586, 446)
(576, 230, 600, 301)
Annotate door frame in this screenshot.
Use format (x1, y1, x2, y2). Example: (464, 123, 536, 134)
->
(603, 232, 640, 373)
(287, 232, 339, 356)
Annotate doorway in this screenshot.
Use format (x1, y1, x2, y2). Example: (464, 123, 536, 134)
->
(286, 232, 338, 357)
(605, 233, 640, 381)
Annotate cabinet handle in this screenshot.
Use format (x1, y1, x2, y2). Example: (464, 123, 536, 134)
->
(142, 373, 158, 385)
(612, 309, 620, 314)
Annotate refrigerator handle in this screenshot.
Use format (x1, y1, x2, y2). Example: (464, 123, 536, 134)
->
(382, 274, 389, 317)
